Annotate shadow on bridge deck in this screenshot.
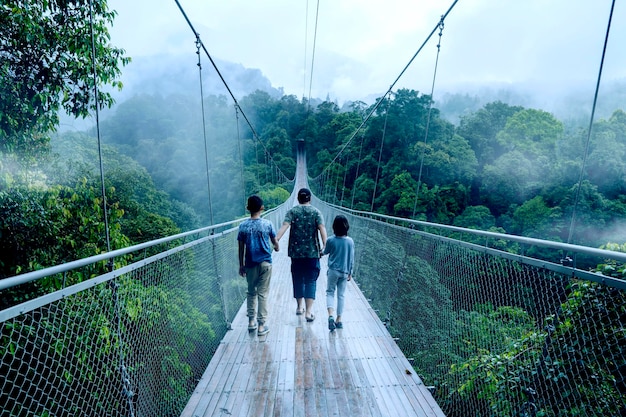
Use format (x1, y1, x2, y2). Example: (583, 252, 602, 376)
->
(180, 230, 445, 417)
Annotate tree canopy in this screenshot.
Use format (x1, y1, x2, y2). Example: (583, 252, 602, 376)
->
(0, 0, 129, 156)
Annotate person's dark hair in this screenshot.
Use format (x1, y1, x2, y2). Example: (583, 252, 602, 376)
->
(297, 188, 311, 204)
(246, 195, 263, 213)
(332, 215, 349, 236)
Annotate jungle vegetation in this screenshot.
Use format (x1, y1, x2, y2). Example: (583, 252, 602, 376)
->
(1, 1, 625, 416)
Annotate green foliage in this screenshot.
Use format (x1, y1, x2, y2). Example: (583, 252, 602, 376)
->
(0, 180, 128, 278)
(444, 328, 545, 416)
(377, 171, 418, 217)
(0, 180, 132, 309)
(258, 186, 290, 209)
(496, 109, 563, 157)
(585, 111, 626, 197)
(120, 277, 217, 412)
(51, 131, 196, 235)
(457, 101, 524, 166)
(96, 92, 293, 225)
(512, 196, 561, 238)
(352, 225, 405, 315)
(596, 242, 626, 278)
(0, 290, 128, 416)
(481, 150, 539, 213)
(0, 0, 129, 156)
(531, 279, 625, 416)
(390, 254, 456, 382)
(415, 131, 478, 187)
(1, 273, 219, 416)
(439, 275, 625, 417)
(352, 175, 375, 211)
(453, 205, 495, 230)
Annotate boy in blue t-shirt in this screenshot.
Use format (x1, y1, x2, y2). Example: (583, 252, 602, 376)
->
(237, 195, 279, 336)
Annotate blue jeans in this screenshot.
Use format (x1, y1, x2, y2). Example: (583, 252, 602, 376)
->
(326, 269, 348, 316)
(290, 258, 320, 299)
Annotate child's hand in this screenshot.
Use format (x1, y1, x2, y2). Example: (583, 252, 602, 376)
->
(347, 274, 352, 281)
(239, 266, 246, 277)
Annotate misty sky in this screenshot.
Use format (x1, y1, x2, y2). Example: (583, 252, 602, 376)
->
(107, 0, 625, 105)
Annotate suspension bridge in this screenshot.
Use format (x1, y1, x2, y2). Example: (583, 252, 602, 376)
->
(2, 0, 625, 416)
(2, 142, 626, 416)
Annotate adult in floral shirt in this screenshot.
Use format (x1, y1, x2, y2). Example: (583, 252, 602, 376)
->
(276, 188, 327, 322)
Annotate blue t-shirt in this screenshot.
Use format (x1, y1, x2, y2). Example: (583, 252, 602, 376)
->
(323, 235, 355, 275)
(237, 218, 276, 267)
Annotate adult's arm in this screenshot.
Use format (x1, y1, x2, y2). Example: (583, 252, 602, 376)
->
(348, 239, 355, 275)
(318, 223, 327, 248)
(238, 240, 246, 276)
(276, 222, 290, 241)
(271, 236, 280, 252)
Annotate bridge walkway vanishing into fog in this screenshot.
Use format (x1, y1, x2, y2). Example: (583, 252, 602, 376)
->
(180, 231, 443, 417)
(2, 146, 626, 416)
(2, 182, 626, 417)
(3, 1, 626, 416)
(178, 150, 444, 416)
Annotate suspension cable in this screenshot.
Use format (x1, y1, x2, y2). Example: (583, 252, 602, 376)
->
(412, 17, 445, 218)
(235, 105, 246, 215)
(350, 134, 365, 209)
(566, 0, 616, 245)
(334, 159, 341, 204)
(196, 35, 215, 225)
(303, 0, 309, 100)
(302, 0, 321, 179)
(341, 154, 348, 205)
(371, 96, 392, 212)
(174, 0, 292, 182)
(314, 0, 459, 180)
(88, 1, 111, 255)
(254, 140, 259, 185)
(307, 0, 321, 104)
(89, 2, 134, 415)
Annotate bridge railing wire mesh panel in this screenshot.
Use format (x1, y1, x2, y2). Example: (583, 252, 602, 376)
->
(0, 241, 225, 416)
(315, 198, 626, 417)
(2, 195, 624, 416)
(0, 205, 289, 417)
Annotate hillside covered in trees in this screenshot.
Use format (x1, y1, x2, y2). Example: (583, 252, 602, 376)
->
(1, 0, 626, 278)
(3, 85, 626, 278)
(2, 3, 626, 417)
(87, 88, 626, 248)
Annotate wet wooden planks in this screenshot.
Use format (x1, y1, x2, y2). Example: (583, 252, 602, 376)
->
(181, 239, 445, 417)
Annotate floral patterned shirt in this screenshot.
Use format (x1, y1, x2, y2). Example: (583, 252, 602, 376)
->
(284, 205, 324, 259)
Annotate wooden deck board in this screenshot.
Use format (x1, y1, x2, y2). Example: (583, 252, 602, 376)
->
(181, 232, 445, 417)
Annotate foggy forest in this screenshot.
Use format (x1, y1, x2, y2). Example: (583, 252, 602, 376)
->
(2, 1, 626, 417)
(3, 52, 626, 279)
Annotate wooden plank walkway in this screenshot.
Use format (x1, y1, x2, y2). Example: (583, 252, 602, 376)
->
(181, 231, 446, 417)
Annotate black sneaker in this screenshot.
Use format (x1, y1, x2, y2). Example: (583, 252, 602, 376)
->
(335, 321, 343, 329)
(328, 316, 336, 331)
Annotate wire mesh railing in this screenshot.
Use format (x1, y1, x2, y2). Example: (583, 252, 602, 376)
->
(0, 205, 289, 417)
(2, 193, 625, 416)
(315, 198, 626, 417)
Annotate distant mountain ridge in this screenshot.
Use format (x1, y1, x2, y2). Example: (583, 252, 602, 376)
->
(59, 53, 625, 133)
(112, 53, 284, 102)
